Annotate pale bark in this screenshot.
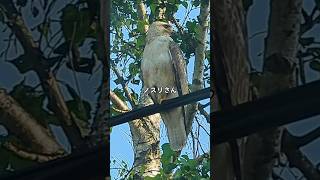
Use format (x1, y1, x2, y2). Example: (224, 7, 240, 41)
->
(110, 89, 161, 178)
(186, 0, 210, 135)
(0, 89, 65, 160)
(242, 1, 302, 179)
(114, 2, 162, 178)
(130, 91, 161, 178)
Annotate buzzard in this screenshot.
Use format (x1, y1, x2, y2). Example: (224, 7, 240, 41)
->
(141, 21, 189, 151)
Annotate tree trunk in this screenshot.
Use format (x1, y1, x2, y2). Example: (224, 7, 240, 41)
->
(126, 2, 162, 178)
(214, 0, 303, 179)
(213, 0, 250, 179)
(130, 92, 161, 178)
(243, 0, 302, 179)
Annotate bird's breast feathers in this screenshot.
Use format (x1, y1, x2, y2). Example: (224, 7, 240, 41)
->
(141, 36, 175, 84)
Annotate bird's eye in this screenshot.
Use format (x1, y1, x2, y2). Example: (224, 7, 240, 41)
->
(163, 24, 171, 28)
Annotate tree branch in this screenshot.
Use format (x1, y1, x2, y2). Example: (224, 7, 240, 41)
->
(110, 91, 129, 111)
(90, 0, 110, 144)
(136, 0, 149, 33)
(295, 126, 320, 148)
(3, 141, 64, 163)
(0, 89, 65, 156)
(186, 0, 210, 135)
(111, 64, 136, 108)
(282, 129, 320, 180)
(244, 1, 303, 179)
(198, 103, 209, 123)
(1, 0, 84, 151)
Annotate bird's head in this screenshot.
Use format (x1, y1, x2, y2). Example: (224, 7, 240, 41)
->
(146, 21, 173, 43)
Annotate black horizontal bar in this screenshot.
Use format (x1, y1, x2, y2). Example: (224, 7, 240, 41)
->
(213, 80, 320, 145)
(0, 143, 108, 180)
(2, 80, 320, 179)
(107, 87, 211, 127)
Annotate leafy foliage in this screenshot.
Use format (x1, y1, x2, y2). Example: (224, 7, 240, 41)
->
(0, 0, 99, 173)
(116, 143, 210, 179)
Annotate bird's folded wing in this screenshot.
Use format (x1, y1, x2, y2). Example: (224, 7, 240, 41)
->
(168, 41, 189, 96)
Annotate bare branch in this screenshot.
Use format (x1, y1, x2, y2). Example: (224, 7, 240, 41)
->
(3, 141, 64, 163)
(1, 0, 85, 150)
(110, 91, 129, 111)
(185, 0, 210, 136)
(282, 129, 320, 180)
(0, 89, 65, 156)
(111, 64, 137, 107)
(191, 0, 210, 92)
(295, 126, 320, 148)
(198, 103, 209, 122)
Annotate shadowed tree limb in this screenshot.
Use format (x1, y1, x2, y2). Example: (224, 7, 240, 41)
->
(91, 0, 110, 144)
(0, 0, 84, 151)
(0, 89, 65, 160)
(282, 128, 320, 180)
(243, 1, 303, 180)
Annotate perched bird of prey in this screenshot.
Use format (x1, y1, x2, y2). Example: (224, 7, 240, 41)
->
(141, 21, 189, 151)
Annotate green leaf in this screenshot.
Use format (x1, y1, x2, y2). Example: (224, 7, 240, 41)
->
(310, 60, 320, 71)
(186, 21, 197, 32)
(8, 55, 34, 74)
(181, 1, 188, 9)
(111, 105, 121, 116)
(192, 0, 201, 7)
(150, 3, 157, 15)
(66, 99, 91, 121)
(194, 25, 202, 41)
(114, 77, 123, 85)
(66, 57, 96, 74)
(136, 35, 146, 48)
(161, 143, 178, 174)
(300, 37, 314, 46)
(53, 42, 69, 55)
(129, 63, 140, 76)
(16, 0, 27, 7)
(61, 5, 91, 45)
(38, 22, 50, 40)
(113, 88, 126, 101)
(10, 81, 55, 127)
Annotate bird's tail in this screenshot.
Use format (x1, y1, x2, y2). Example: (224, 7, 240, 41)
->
(167, 125, 187, 151)
(162, 109, 187, 151)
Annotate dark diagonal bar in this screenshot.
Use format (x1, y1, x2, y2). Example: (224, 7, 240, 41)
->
(107, 87, 212, 127)
(2, 80, 320, 179)
(213, 80, 320, 144)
